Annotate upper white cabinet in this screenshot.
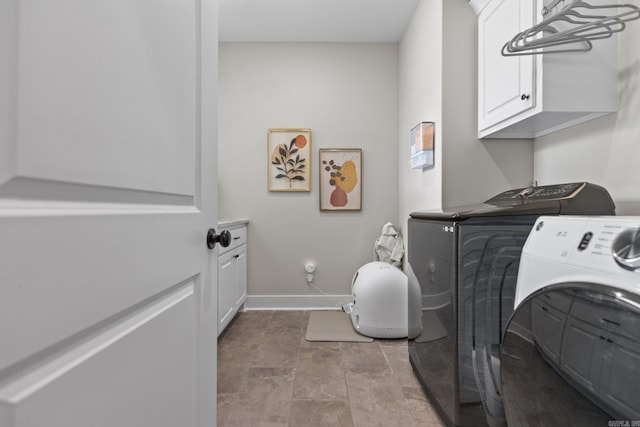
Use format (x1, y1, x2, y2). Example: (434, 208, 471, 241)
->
(477, 0, 618, 139)
(478, 0, 535, 132)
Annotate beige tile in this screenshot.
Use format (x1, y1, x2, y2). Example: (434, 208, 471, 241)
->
(218, 340, 257, 366)
(263, 312, 304, 338)
(346, 367, 420, 427)
(225, 367, 295, 426)
(252, 341, 301, 368)
(252, 326, 302, 368)
(216, 393, 237, 426)
(380, 344, 421, 388)
(221, 311, 273, 342)
(217, 311, 445, 427)
(240, 367, 295, 398)
(267, 310, 306, 330)
(262, 326, 303, 345)
(289, 399, 354, 427)
(218, 340, 258, 394)
(293, 366, 348, 399)
(340, 342, 389, 370)
(238, 310, 276, 320)
(403, 387, 445, 426)
(219, 397, 285, 427)
(298, 346, 342, 370)
(218, 365, 249, 395)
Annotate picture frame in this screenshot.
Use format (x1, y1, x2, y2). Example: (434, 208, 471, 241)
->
(410, 122, 435, 169)
(319, 149, 362, 211)
(268, 128, 311, 192)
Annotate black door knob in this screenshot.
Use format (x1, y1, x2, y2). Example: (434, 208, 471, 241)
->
(207, 228, 231, 249)
(521, 94, 530, 100)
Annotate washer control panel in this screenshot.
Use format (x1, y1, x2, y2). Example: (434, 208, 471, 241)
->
(611, 227, 640, 270)
(485, 182, 585, 203)
(516, 215, 640, 308)
(524, 216, 640, 274)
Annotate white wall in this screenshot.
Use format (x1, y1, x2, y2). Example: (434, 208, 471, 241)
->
(441, 0, 534, 209)
(398, 0, 444, 223)
(219, 43, 399, 302)
(398, 0, 533, 238)
(533, 22, 640, 214)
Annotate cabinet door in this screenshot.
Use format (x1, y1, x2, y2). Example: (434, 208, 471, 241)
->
(478, 0, 535, 131)
(531, 300, 566, 366)
(560, 317, 604, 396)
(599, 336, 640, 419)
(218, 251, 235, 332)
(233, 245, 247, 308)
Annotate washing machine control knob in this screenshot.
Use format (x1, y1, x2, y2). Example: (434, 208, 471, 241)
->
(611, 227, 640, 270)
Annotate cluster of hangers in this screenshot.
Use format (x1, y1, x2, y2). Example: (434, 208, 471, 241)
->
(502, 0, 640, 56)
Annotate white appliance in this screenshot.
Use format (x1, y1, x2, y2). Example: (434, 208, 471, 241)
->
(514, 216, 640, 306)
(344, 261, 421, 339)
(501, 216, 640, 426)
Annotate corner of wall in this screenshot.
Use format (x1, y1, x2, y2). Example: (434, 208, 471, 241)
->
(398, 0, 444, 237)
(440, 0, 533, 207)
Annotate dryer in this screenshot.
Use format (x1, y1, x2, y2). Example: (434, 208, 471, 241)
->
(407, 183, 616, 427)
(502, 216, 640, 426)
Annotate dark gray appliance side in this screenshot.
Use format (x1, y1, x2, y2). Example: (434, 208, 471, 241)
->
(459, 218, 537, 427)
(407, 181, 616, 427)
(408, 217, 489, 427)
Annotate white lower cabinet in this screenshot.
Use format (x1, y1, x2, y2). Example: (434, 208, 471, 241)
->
(477, 0, 618, 139)
(217, 222, 247, 335)
(558, 297, 640, 419)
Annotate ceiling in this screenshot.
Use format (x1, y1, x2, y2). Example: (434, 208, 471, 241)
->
(219, 0, 420, 43)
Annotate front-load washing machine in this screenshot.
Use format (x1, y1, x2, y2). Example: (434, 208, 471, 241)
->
(407, 183, 616, 427)
(502, 216, 640, 426)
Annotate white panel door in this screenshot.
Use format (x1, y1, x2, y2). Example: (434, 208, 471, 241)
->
(0, 1, 219, 426)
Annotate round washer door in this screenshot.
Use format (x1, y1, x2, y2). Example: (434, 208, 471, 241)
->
(501, 283, 640, 426)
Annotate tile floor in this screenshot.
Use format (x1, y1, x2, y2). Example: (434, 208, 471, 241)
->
(217, 310, 445, 427)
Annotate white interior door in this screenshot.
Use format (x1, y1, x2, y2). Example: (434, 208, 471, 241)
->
(0, 1, 219, 426)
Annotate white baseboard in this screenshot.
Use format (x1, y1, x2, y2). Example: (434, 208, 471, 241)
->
(244, 294, 353, 311)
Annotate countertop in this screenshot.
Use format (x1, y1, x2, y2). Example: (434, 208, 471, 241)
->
(218, 219, 249, 229)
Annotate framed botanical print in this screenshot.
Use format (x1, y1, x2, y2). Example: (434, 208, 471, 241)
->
(319, 148, 362, 211)
(268, 128, 311, 192)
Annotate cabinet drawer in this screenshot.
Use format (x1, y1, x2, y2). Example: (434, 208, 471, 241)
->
(539, 291, 572, 313)
(570, 298, 640, 342)
(219, 225, 246, 254)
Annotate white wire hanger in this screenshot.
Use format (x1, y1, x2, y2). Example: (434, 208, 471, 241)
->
(502, 0, 640, 56)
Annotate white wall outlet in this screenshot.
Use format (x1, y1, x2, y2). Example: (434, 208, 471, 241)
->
(305, 263, 315, 283)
